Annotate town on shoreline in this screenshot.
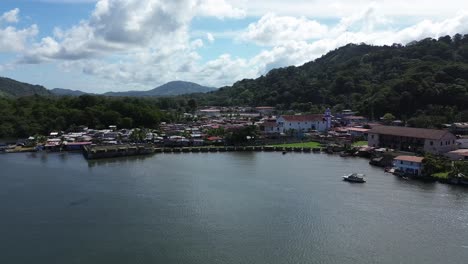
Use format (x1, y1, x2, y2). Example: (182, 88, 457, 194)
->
(1, 106, 468, 185)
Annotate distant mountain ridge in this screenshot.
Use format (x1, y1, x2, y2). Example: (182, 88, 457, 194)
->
(47, 81, 216, 97)
(50, 88, 88, 96)
(103, 81, 216, 97)
(0, 77, 51, 97)
(0, 78, 215, 98)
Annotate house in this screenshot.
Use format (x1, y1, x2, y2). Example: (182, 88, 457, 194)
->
(276, 109, 332, 134)
(255, 106, 275, 116)
(260, 120, 278, 134)
(346, 127, 369, 138)
(367, 126, 457, 154)
(445, 149, 468, 161)
(450, 123, 468, 135)
(393, 156, 424, 176)
(197, 108, 221, 117)
(341, 115, 367, 125)
(457, 137, 468, 149)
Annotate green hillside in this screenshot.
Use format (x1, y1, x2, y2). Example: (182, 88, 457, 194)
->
(200, 34, 468, 126)
(0, 77, 51, 97)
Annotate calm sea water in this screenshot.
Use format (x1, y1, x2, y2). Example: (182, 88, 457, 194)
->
(1, 152, 468, 264)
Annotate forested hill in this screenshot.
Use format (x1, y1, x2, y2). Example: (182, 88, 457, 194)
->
(0, 77, 51, 97)
(201, 34, 468, 126)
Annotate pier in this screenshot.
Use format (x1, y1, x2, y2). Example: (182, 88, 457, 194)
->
(82, 144, 328, 160)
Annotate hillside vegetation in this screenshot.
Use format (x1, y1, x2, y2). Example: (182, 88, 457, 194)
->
(0, 95, 173, 138)
(200, 34, 468, 127)
(0, 77, 51, 97)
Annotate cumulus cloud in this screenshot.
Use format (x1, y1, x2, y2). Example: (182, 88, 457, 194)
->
(0, 8, 37, 53)
(196, 0, 245, 19)
(226, 0, 468, 18)
(18, 0, 245, 64)
(6, 0, 468, 90)
(0, 25, 38, 52)
(1, 8, 20, 23)
(206, 32, 215, 43)
(20, 0, 197, 63)
(240, 13, 328, 46)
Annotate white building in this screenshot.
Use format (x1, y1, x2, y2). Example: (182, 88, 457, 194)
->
(393, 156, 424, 176)
(276, 109, 332, 133)
(197, 108, 221, 117)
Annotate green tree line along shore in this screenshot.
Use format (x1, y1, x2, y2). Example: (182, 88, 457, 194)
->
(2, 35, 468, 138)
(0, 95, 192, 138)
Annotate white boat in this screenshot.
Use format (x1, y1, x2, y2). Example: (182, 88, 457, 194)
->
(342, 173, 366, 183)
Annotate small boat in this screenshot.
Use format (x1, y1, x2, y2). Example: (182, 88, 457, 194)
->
(282, 151, 287, 155)
(342, 173, 366, 183)
(402, 176, 409, 180)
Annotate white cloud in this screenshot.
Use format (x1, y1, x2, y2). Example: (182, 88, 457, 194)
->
(18, 0, 245, 64)
(5, 0, 468, 91)
(1, 8, 20, 23)
(0, 8, 38, 53)
(0, 25, 38, 52)
(206, 32, 215, 43)
(226, 0, 468, 19)
(196, 0, 245, 19)
(240, 13, 328, 46)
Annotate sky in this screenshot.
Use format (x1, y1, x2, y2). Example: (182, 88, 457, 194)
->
(1, 0, 468, 93)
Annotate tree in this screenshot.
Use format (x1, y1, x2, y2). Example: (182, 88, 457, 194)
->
(187, 99, 197, 112)
(120, 117, 134, 128)
(382, 113, 396, 125)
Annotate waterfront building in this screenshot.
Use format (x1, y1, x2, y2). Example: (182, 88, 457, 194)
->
(197, 108, 221, 117)
(457, 137, 468, 149)
(346, 127, 369, 138)
(449, 123, 468, 135)
(445, 149, 468, 161)
(393, 156, 424, 176)
(255, 106, 275, 116)
(341, 115, 368, 125)
(367, 126, 457, 154)
(260, 120, 278, 134)
(275, 110, 332, 134)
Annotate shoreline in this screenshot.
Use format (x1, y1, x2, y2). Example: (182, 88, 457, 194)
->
(5, 145, 468, 188)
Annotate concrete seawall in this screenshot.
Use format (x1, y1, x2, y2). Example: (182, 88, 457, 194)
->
(83, 145, 324, 160)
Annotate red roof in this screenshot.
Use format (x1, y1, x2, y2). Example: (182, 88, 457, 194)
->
(262, 122, 277, 127)
(280, 115, 324, 122)
(394, 156, 424, 163)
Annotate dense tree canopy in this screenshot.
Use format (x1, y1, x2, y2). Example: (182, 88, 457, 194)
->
(196, 34, 468, 127)
(0, 95, 178, 138)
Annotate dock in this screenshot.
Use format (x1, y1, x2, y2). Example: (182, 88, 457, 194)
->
(82, 144, 327, 160)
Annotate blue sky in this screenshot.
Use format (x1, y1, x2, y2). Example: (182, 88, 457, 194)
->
(1, 0, 468, 93)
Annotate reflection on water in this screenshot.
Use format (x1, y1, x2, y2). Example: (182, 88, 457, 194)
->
(86, 154, 154, 168)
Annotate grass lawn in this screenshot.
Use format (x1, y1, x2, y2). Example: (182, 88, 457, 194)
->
(352, 141, 368, 147)
(269, 141, 321, 148)
(432, 172, 449, 179)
